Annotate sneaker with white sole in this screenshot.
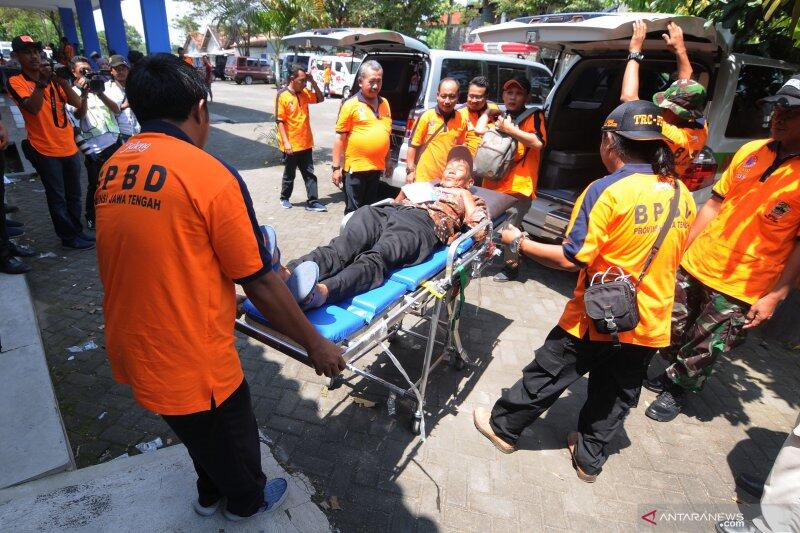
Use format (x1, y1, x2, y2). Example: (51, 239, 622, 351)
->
(223, 478, 289, 521)
(305, 200, 327, 212)
(193, 497, 222, 517)
(280, 199, 292, 209)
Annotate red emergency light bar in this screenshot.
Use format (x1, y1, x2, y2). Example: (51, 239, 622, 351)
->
(461, 42, 539, 54)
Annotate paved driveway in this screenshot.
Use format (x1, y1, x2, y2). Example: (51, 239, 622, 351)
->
(6, 80, 800, 532)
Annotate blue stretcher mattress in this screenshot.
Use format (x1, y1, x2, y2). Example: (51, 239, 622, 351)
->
(243, 187, 516, 343)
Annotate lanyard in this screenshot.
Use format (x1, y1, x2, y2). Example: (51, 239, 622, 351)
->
(45, 81, 68, 129)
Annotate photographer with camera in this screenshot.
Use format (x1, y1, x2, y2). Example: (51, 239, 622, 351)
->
(6, 35, 94, 250)
(105, 55, 139, 142)
(66, 56, 121, 230)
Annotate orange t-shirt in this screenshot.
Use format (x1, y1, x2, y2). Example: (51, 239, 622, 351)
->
(95, 121, 271, 415)
(560, 164, 696, 348)
(481, 109, 546, 199)
(662, 121, 708, 176)
(336, 92, 392, 172)
(7, 74, 77, 157)
(409, 107, 467, 182)
(63, 44, 75, 61)
(457, 102, 500, 156)
(182, 56, 193, 66)
(275, 87, 318, 152)
(681, 139, 800, 304)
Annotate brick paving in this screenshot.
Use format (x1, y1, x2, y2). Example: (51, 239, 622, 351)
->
(5, 82, 800, 531)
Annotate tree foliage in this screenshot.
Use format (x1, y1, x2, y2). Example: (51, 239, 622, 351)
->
(489, 0, 612, 21)
(97, 22, 144, 55)
(324, 0, 448, 36)
(0, 8, 63, 45)
(172, 14, 200, 42)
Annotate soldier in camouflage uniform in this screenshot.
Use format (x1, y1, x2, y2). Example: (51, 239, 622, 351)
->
(646, 74, 800, 422)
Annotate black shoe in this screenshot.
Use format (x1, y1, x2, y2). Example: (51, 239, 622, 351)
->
(62, 238, 95, 250)
(493, 264, 519, 282)
(305, 200, 327, 212)
(1, 255, 31, 274)
(5, 218, 23, 228)
(8, 242, 35, 257)
(78, 232, 96, 242)
(735, 473, 765, 499)
(645, 389, 684, 422)
(4, 203, 19, 214)
(643, 372, 671, 394)
(7, 227, 24, 237)
(715, 519, 757, 533)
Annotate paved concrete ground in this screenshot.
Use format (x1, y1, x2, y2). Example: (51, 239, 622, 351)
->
(5, 81, 800, 531)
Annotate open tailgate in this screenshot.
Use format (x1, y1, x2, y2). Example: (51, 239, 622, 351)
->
(282, 28, 429, 55)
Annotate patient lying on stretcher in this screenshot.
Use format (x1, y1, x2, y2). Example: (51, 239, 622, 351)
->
(270, 146, 489, 310)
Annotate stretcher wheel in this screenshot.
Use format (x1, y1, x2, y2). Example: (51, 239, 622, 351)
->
(411, 418, 422, 435)
(452, 356, 466, 371)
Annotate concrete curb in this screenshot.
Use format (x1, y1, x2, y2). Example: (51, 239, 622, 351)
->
(0, 273, 75, 489)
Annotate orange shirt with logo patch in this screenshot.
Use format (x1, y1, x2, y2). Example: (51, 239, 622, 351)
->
(95, 122, 271, 415)
(481, 109, 546, 199)
(662, 121, 708, 176)
(681, 139, 800, 304)
(7, 74, 77, 157)
(560, 164, 696, 348)
(458, 102, 500, 156)
(336, 92, 392, 172)
(410, 107, 467, 182)
(275, 87, 318, 152)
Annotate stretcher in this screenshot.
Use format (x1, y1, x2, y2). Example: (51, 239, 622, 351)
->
(236, 187, 518, 437)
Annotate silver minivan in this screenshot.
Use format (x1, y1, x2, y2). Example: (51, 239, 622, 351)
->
(282, 29, 554, 187)
(472, 13, 798, 241)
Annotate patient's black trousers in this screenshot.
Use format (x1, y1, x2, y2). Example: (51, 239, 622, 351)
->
(289, 204, 439, 303)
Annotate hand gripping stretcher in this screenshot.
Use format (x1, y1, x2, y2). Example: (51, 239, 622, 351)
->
(235, 187, 518, 437)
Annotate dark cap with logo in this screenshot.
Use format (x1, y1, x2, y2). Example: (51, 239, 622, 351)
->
(109, 54, 129, 68)
(11, 35, 42, 52)
(602, 100, 666, 141)
(503, 76, 531, 94)
(759, 74, 800, 107)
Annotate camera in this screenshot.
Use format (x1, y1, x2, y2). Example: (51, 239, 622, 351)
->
(80, 67, 109, 93)
(47, 59, 71, 80)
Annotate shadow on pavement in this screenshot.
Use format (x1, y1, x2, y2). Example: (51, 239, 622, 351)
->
(208, 101, 273, 124)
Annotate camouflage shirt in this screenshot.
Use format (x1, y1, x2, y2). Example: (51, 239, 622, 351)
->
(400, 185, 489, 244)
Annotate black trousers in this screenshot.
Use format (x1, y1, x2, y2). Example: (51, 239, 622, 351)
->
(288, 204, 439, 303)
(161, 379, 266, 516)
(280, 148, 318, 203)
(490, 326, 655, 475)
(83, 141, 121, 224)
(25, 144, 83, 242)
(344, 170, 381, 214)
(0, 150, 9, 260)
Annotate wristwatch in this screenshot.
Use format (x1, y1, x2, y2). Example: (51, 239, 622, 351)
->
(405, 166, 415, 175)
(509, 235, 524, 255)
(627, 51, 644, 63)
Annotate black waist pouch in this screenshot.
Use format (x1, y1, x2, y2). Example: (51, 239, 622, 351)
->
(584, 268, 639, 346)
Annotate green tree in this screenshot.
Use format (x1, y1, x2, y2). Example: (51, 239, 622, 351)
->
(489, 0, 612, 21)
(323, 0, 447, 36)
(97, 22, 144, 55)
(0, 8, 62, 45)
(172, 14, 200, 42)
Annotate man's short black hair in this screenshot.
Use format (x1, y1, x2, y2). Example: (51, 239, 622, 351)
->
(127, 50, 144, 65)
(469, 76, 489, 89)
(288, 63, 306, 80)
(438, 77, 459, 92)
(70, 55, 90, 69)
(127, 53, 208, 123)
(177, 47, 184, 52)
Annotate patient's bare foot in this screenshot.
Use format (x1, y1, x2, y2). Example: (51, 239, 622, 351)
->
(277, 264, 291, 282)
(302, 283, 328, 310)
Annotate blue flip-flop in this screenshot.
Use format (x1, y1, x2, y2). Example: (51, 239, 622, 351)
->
(286, 261, 319, 306)
(260, 225, 281, 272)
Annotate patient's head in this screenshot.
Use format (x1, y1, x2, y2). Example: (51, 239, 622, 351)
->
(441, 145, 474, 189)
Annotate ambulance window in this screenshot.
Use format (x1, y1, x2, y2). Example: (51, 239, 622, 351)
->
(441, 58, 484, 103)
(726, 65, 794, 139)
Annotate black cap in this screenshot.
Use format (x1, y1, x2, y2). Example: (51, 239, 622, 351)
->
(11, 35, 42, 52)
(109, 54, 129, 68)
(602, 100, 666, 141)
(759, 74, 800, 107)
(503, 76, 531, 94)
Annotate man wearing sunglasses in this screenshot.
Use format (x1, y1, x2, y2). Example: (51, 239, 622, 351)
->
(646, 74, 800, 424)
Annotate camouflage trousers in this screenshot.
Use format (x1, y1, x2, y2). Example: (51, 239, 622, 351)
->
(659, 267, 749, 393)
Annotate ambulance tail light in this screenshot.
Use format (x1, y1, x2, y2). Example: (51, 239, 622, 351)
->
(681, 147, 717, 191)
(405, 117, 416, 139)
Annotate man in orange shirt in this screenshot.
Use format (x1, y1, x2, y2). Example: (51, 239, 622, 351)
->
(60, 36, 75, 62)
(332, 60, 392, 213)
(478, 77, 546, 282)
(645, 75, 800, 423)
(275, 64, 326, 211)
(405, 78, 466, 183)
(95, 53, 345, 521)
(621, 21, 708, 176)
(7, 35, 93, 249)
(474, 101, 696, 482)
(457, 75, 499, 157)
(177, 47, 193, 67)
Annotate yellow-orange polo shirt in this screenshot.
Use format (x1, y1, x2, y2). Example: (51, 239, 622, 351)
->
(7, 74, 78, 157)
(662, 121, 708, 176)
(457, 101, 500, 156)
(275, 87, 318, 152)
(481, 109, 546, 199)
(409, 107, 466, 182)
(336, 92, 392, 172)
(560, 164, 696, 348)
(681, 139, 800, 304)
(95, 121, 271, 415)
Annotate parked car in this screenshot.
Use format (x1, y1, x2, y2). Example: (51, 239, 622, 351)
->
(308, 54, 362, 98)
(283, 29, 554, 188)
(471, 13, 798, 241)
(279, 52, 313, 82)
(224, 56, 274, 85)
